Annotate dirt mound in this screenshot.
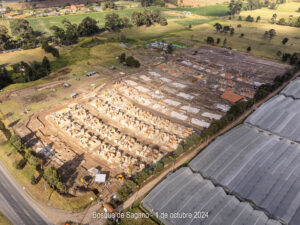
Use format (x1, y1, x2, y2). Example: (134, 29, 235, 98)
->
(44, 68, 72, 80)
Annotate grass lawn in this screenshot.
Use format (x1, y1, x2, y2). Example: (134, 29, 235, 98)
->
(0, 142, 97, 212)
(0, 211, 12, 225)
(0, 47, 55, 66)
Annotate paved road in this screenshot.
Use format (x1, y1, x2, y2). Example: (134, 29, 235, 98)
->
(0, 161, 51, 225)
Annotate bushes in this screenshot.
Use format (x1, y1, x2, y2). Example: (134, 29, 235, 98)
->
(0, 120, 11, 140)
(31, 174, 37, 185)
(14, 159, 27, 170)
(119, 54, 140, 68)
(206, 37, 214, 44)
(245, 15, 254, 22)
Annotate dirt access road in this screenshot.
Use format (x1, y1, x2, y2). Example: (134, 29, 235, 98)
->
(117, 71, 300, 212)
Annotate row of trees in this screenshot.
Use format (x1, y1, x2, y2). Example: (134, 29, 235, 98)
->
(214, 23, 235, 35)
(8, 131, 67, 193)
(270, 13, 300, 27)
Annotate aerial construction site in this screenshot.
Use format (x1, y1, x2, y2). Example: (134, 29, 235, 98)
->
(19, 46, 290, 201)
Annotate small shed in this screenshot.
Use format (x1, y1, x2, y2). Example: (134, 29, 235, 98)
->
(88, 167, 99, 176)
(95, 174, 107, 183)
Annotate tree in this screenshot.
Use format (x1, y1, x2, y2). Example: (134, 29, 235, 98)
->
(125, 56, 140, 68)
(103, 0, 116, 10)
(256, 16, 261, 22)
(247, 0, 262, 10)
(166, 44, 174, 54)
(217, 38, 221, 44)
(41, 40, 59, 58)
(268, 29, 276, 39)
(44, 167, 66, 194)
(282, 37, 289, 45)
(134, 171, 149, 185)
(77, 17, 99, 36)
(105, 13, 129, 32)
(228, 0, 242, 16)
(230, 27, 235, 36)
(10, 135, 22, 150)
(119, 53, 126, 63)
(31, 174, 37, 185)
(0, 25, 11, 50)
(278, 18, 286, 25)
(282, 53, 291, 62)
(42, 56, 51, 75)
(223, 38, 227, 46)
(206, 36, 214, 44)
(214, 23, 222, 32)
(246, 15, 254, 22)
(51, 19, 78, 45)
(247, 46, 252, 52)
(240, 33, 244, 38)
(271, 13, 277, 24)
(131, 10, 167, 27)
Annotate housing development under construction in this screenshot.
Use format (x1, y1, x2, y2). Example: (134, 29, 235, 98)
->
(20, 46, 291, 202)
(143, 77, 300, 225)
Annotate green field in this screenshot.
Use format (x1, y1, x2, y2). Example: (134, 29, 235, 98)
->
(25, 7, 162, 34)
(7, 4, 229, 34)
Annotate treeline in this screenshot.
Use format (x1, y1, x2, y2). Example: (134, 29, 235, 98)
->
(51, 12, 167, 46)
(115, 64, 300, 205)
(0, 122, 66, 193)
(0, 56, 51, 89)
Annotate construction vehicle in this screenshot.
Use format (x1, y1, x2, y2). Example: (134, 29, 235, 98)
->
(81, 177, 89, 186)
(116, 174, 125, 181)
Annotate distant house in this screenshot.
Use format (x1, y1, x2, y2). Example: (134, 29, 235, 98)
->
(14, 14, 30, 19)
(4, 13, 18, 18)
(146, 41, 169, 51)
(65, 4, 85, 12)
(0, 8, 6, 14)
